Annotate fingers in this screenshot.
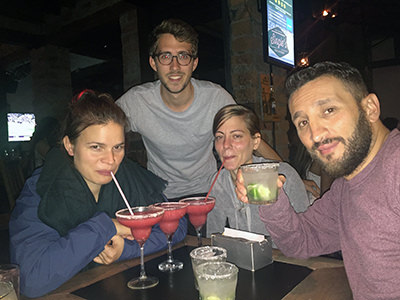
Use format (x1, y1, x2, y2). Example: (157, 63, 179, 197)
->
(235, 169, 249, 203)
(112, 218, 134, 239)
(277, 175, 286, 188)
(93, 236, 125, 265)
(303, 179, 320, 198)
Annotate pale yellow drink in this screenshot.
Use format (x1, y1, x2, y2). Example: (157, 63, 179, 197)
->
(240, 162, 279, 204)
(197, 262, 238, 300)
(190, 246, 227, 290)
(0, 282, 18, 300)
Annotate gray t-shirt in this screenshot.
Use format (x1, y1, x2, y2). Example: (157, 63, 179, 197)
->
(116, 78, 235, 198)
(207, 156, 310, 238)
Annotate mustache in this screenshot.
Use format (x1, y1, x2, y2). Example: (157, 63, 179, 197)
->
(312, 137, 346, 151)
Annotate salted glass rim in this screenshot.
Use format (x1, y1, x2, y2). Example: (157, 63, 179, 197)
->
(151, 201, 189, 211)
(179, 196, 216, 205)
(196, 261, 238, 280)
(115, 206, 164, 219)
(190, 246, 227, 260)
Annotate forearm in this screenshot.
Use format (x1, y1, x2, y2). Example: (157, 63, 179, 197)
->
(258, 191, 340, 259)
(255, 139, 282, 161)
(10, 213, 115, 298)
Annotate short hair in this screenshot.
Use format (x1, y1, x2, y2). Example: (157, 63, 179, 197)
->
(149, 19, 199, 58)
(213, 104, 260, 137)
(62, 89, 127, 144)
(285, 61, 369, 103)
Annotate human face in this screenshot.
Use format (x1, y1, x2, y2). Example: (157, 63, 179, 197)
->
(290, 76, 372, 179)
(149, 33, 198, 95)
(214, 116, 261, 172)
(63, 121, 125, 196)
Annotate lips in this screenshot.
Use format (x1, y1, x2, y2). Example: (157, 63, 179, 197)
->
(223, 155, 235, 161)
(97, 170, 112, 176)
(317, 140, 339, 156)
(168, 72, 184, 82)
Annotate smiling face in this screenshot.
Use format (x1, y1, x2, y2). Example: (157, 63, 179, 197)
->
(63, 121, 125, 198)
(149, 33, 198, 95)
(289, 76, 372, 179)
(214, 116, 261, 173)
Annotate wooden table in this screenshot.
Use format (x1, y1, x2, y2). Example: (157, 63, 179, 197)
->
(29, 236, 352, 300)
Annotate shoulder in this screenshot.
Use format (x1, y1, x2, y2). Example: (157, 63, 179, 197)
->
(192, 79, 235, 103)
(379, 130, 400, 167)
(117, 81, 159, 104)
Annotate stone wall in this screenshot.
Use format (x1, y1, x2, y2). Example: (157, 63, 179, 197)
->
(228, 0, 290, 160)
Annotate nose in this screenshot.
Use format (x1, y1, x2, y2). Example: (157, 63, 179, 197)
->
(309, 120, 327, 143)
(222, 136, 232, 149)
(102, 150, 115, 165)
(170, 56, 180, 70)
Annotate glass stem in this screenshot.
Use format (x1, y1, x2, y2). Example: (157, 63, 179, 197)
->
(139, 244, 147, 279)
(196, 229, 202, 247)
(167, 234, 173, 263)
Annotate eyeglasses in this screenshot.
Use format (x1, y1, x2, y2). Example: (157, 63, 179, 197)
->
(153, 52, 195, 66)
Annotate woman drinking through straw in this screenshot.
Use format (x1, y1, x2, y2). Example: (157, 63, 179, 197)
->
(9, 90, 187, 298)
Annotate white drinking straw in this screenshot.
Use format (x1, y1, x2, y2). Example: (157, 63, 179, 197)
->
(110, 171, 134, 215)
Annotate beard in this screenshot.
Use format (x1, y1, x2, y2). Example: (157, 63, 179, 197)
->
(309, 108, 372, 179)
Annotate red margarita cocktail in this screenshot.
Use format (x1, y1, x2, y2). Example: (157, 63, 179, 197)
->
(116, 206, 164, 289)
(179, 197, 216, 246)
(152, 202, 188, 272)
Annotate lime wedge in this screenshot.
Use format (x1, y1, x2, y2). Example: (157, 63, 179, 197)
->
(247, 184, 259, 200)
(257, 185, 271, 201)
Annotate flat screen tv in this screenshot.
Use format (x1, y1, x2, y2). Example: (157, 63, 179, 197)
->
(262, 0, 295, 69)
(7, 113, 36, 142)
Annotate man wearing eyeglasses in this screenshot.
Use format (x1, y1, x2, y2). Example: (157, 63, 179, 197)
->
(117, 19, 280, 200)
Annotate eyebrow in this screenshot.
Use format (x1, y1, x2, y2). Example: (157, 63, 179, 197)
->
(86, 141, 125, 146)
(216, 129, 245, 134)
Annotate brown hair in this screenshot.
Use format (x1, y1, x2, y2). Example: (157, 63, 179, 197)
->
(62, 89, 127, 144)
(149, 19, 199, 58)
(213, 104, 260, 137)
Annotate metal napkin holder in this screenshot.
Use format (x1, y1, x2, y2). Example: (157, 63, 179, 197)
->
(210, 232, 273, 271)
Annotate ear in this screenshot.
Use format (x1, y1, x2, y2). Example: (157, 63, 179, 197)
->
(252, 133, 261, 151)
(361, 93, 380, 123)
(63, 136, 74, 156)
(149, 56, 157, 72)
(192, 57, 199, 72)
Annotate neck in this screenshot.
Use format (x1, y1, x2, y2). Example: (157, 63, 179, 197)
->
(160, 82, 194, 112)
(345, 123, 390, 180)
(86, 182, 100, 202)
(230, 169, 237, 182)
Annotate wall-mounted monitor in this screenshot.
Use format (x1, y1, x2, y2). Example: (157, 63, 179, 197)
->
(262, 0, 295, 69)
(7, 113, 36, 142)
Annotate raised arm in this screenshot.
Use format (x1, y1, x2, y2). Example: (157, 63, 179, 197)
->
(254, 139, 282, 161)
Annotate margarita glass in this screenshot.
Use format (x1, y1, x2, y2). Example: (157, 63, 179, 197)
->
(179, 197, 216, 246)
(151, 202, 188, 272)
(115, 206, 164, 289)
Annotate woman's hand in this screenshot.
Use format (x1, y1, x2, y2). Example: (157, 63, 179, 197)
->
(235, 169, 285, 204)
(93, 235, 125, 265)
(111, 218, 134, 240)
(302, 179, 320, 198)
(235, 169, 249, 203)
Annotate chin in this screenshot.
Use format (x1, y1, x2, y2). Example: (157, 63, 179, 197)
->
(223, 161, 240, 171)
